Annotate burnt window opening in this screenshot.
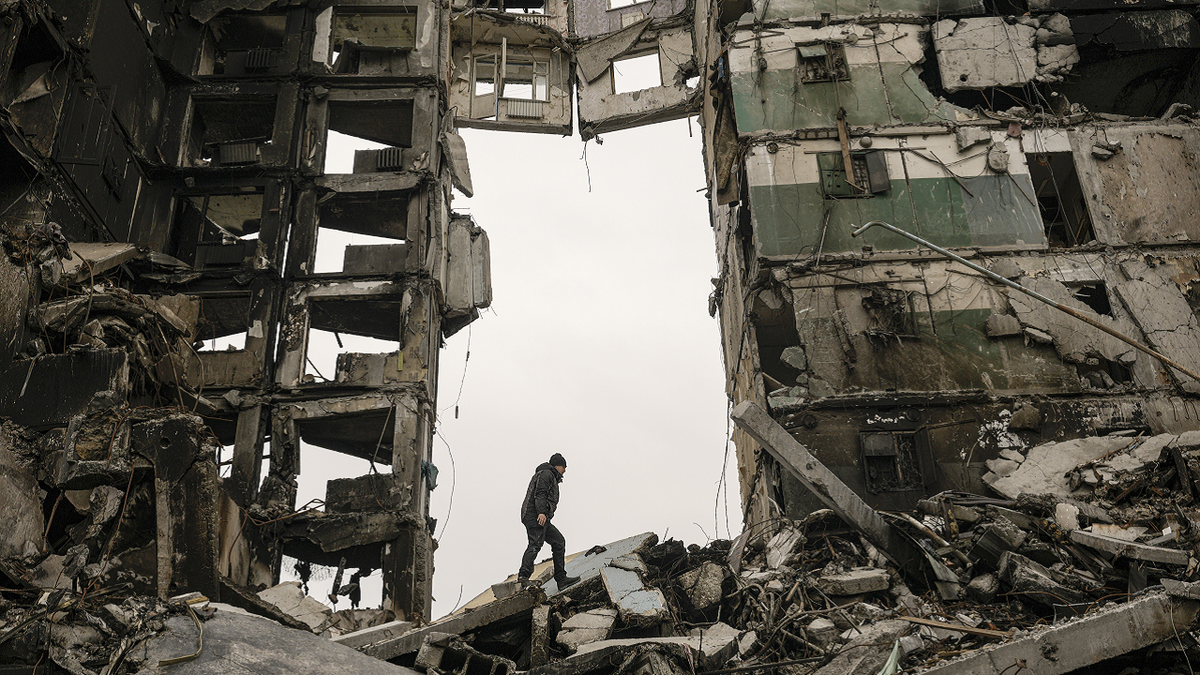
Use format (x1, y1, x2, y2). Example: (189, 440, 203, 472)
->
(1027, 152, 1092, 248)
(197, 15, 288, 76)
(613, 52, 661, 93)
(797, 42, 849, 83)
(860, 431, 928, 493)
(187, 98, 277, 167)
(861, 286, 920, 340)
(171, 188, 264, 267)
(817, 151, 889, 198)
(324, 7, 418, 71)
(1078, 357, 1133, 388)
(324, 99, 417, 172)
(1069, 282, 1113, 316)
(193, 295, 253, 349)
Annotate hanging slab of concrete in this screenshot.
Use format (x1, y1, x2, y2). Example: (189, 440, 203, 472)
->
(985, 435, 1134, 498)
(916, 588, 1200, 674)
(542, 532, 658, 596)
(62, 242, 140, 282)
(360, 589, 546, 661)
(575, 17, 653, 83)
(134, 605, 423, 674)
(730, 401, 927, 583)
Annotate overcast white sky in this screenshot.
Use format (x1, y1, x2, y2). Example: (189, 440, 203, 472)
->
(293, 115, 737, 620)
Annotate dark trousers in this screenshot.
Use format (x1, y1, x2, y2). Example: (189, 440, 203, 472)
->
(519, 518, 566, 581)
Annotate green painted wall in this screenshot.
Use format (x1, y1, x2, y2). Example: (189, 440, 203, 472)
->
(731, 64, 957, 132)
(750, 174, 1045, 257)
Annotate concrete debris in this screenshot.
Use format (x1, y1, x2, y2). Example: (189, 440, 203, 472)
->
(257, 582, 335, 632)
(9, 448, 1200, 674)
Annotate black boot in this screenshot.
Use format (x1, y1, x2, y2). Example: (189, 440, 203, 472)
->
(556, 575, 581, 589)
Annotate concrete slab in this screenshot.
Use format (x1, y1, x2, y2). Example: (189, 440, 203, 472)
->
(818, 568, 890, 595)
(557, 608, 618, 652)
(542, 532, 658, 596)
(601, 566, 668, 626)
(574, 622, 742, 667)
(134, 605, 421, 674)
(986, 435, 1132, 498)
(257, 582, 333, 632)
(332, 620, 414, 650)
(917, 589, 1200, 674)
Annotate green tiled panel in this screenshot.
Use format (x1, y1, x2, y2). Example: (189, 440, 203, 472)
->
(730, 64, 955, 132)
(750, 174, 1044, 257)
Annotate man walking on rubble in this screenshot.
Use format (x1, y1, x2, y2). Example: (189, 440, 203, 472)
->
(518, 453, 580, 589)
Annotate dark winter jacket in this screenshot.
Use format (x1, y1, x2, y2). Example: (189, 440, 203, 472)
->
(520, 462, 562, 522)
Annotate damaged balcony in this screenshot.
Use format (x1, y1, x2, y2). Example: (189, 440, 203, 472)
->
(575, 18, 700, 139)
(449, 14, 574, 133)
(314, 2, 440, 79)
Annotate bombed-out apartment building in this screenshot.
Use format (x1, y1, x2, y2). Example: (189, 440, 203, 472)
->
(700, 0, 1200, 524)
(0, 0, 493, 624)
(2, 0, 1200, 656)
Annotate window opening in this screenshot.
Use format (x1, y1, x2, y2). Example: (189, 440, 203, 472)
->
(817, 151, 889, 197)
(200, 15, 287, 75)
(613, 52, 661, 93)
(324, 130, 388, 174)
(197, 330, 248, 352)
(313, 229, 403, 274)
(797, 42, 849, 83)
(609, 0, 641, 9)
(1069, 282, 1112, 316)
(1027, 151, 1092, 248)
(326, 100, 415, 156)
(188, 98, 276, 167)
(173, 188, 264, 266)
(860, 431, 925, 493)
(861, 286, 919, 340)
(330, 9, 417, 61)
(501, 60, 550, 100)
(303, 329, 397, 383)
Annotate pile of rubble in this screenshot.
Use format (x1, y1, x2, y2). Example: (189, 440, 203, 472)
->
(9, 429, 1200, 673)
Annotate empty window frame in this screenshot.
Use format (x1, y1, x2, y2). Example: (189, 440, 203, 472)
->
(859, 431, 928, 493)
(172, 188, 265, 267)
(471, 52, 550, 119)
(609, 0, 642, 8)
(186, 98, 276, 167)
(502, 60, 550, 101)
(797, 42, 849, 83)
(198, 15, 288, 76)
(861, 286, 920, 339)
(612, 52, 661, 93)
(817, 151, 889, 197)
(1027, 152, 1092, 248)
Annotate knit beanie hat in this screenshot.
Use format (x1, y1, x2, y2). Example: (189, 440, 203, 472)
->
(549, 452, 567, 467)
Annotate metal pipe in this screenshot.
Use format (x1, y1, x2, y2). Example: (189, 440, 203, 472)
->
(851, 220, 1200, 386)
